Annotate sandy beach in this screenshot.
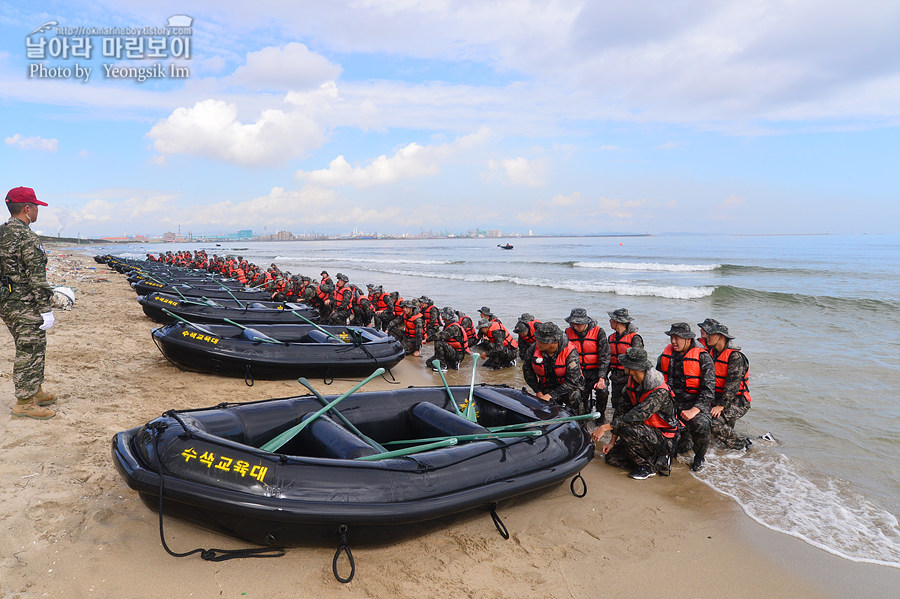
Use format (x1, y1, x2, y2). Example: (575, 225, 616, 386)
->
(2, 248, 898, 599)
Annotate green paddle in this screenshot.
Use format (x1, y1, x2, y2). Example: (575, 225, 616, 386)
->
(223, 318, 284, 344)
(297, 377, 387, 453)
(431, 359, 464, 417)
(290, 309, 347, 343)
(464, 352, 480, 422)
(382, 430, 542, 446)
(161, 308, 217, 337)
(486, 411, 602, 432)
(261, 368, 385, 453)
(353, 438, 457, 461)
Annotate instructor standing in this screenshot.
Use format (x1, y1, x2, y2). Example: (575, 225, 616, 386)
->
(1, 187, 56, 419)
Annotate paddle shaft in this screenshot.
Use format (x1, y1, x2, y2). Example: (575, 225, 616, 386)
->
(161, 308, 217, 337)
(297, 377, 387, 453)
(431, 359, 464, 417)
(486, 411, 601, 432)
(261, 367, 385, 452)
(290, 310, 346, 343)
(382, 430, 541, 446)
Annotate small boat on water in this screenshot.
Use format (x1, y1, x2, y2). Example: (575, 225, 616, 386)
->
(111, 384, 594, 548)
(138, 291, 320, 326)
(152, 321, 405, 380)
(498, 243, 514, 250)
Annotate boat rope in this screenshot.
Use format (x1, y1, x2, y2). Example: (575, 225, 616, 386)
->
(332, 525, 355, 583)
(148, 422, 286, 562)
(488, 503, 510, 539)
(570, 473, 587, 498)
(244, 363, 254, 387)
(380, 368, 400, 385)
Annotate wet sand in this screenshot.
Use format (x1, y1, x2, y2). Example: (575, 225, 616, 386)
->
(1, 249, 896, 598)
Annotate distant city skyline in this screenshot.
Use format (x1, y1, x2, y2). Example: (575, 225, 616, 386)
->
(4, 2, 898, 238)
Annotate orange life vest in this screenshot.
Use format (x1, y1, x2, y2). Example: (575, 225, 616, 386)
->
(518, 319, 540, 346)
(404, 312, 427, 342)
(445, 322, 469, 353)
(659, 345, 706, 393)
(566, 325, 603, 370)
(531, 342, 575, 386)
(713, 347, 751, 402)
(486, 321, 518, 350)
(609, 331, 638, 372)
(393, 296, 405, 317)
(373, 292, 389, 311)
(625, 378, 678, 438)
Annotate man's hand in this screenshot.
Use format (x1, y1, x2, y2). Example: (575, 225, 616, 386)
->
(710, 405, 724, 418)
(680, 406, 701, 421)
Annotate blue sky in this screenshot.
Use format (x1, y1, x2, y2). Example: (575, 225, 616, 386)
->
(1, 1, 897, 238)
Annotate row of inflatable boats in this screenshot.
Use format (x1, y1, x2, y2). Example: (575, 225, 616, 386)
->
(101, 255, 406, 381)
(96, 254, 595, 582)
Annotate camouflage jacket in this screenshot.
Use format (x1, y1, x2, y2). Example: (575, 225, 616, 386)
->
(522, 336, 585, 402)
(655, 342, 715, 412)
(0, 217, 52, 311)
(708, 343, 750, 409)
(610, 368, 676, 432)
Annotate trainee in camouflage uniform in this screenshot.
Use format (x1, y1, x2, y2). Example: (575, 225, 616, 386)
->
(476, 317, 518, 369)
(522, 322, 584, 412)
(700, 320, 753, 450)
(591, 347, 678, 480)
(607, 308, 644, 421)
(418, 296, 442, 341)
(430, 307, 468, 370)
(512, 313, 540, 361)
(564, 308, 611, 419)
(327, 273, 353, 325)
(372, 287, 394, 331)
(1, 187, 56, 419)
(656, 322, 714, 472)
(388, 301, 425, 356)
(350, 286, 375, 327)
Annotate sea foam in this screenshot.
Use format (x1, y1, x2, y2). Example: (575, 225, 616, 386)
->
(574, 261, 721, 272)
(694, 448, 900, 568)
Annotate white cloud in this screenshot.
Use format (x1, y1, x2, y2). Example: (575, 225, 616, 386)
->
(147, 85, 338, 166)
(228, 42, 342, 91)
(296, 128, 490, 187)
(486, 156, 549, 187)
(5, 134, 58, 152)
(710, 193, 746, 221)
(517, 193, 647, 226)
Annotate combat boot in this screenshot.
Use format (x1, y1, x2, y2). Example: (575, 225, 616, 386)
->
(33, 386, 58, 406)
(12, 398, 56, 420)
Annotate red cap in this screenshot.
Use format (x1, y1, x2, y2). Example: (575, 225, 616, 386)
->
(5, 187, 48, 206)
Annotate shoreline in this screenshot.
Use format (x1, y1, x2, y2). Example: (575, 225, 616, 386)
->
(1, 248, 897, 598)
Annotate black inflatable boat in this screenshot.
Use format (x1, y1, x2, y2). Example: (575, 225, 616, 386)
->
(111, 385, 594, 539)
(152, 321, 405, 379)
(139, 292, 320, 325)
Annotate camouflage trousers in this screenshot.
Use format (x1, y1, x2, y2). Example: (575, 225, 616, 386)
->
(605, 423, 674, 471)
(676, 408, 711, 460)
(349, 307, 373, 327)
(327, 309, 350, 325)
(582, 370, 609, 422)
(710, 400, 751, 449)
(1, 303, 46, 400)
(374, 311, 394, 331)
(432, 340, 465, 369)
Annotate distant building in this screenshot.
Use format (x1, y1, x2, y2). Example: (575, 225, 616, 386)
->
(487, 229, 502, 238)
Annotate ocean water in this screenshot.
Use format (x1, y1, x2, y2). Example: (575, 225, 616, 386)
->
(100, 233, 900, 568)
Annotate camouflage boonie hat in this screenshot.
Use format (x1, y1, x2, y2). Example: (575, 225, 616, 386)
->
(337, 273, 349, 282)
(618, 347, 653, 371)
(478, 306, 493, 317)
(706, 321, 734, 339)
(477, 318, 491, 329)
(400, 300, 414, 308)
(534, 322, 561, 344)
(565, 308, 591, 325)
(440, 307, 458, 322)
(697, 317, 721, 333)
(608, 308, 633, 323)
(665, 322, 695, 339)
(518, 313, 535, 323)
